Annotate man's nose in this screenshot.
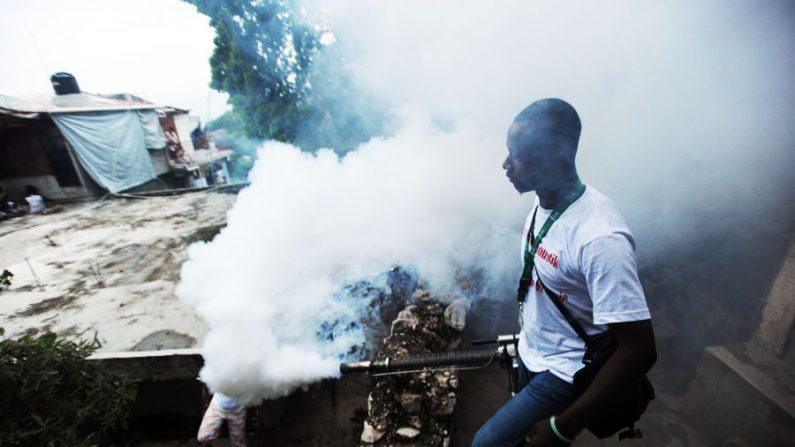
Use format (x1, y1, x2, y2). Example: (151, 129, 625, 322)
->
(502, 155, 512, 170)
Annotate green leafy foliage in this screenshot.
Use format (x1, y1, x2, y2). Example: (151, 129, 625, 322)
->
(0, 329, 137, 446)
(206, 110, 261, 181)
(186, 0, 388, 155)
(0, 269, 12, 291)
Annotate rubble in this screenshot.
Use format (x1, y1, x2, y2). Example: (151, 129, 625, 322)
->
(399, 392, 423, 413)
(396, 427, 421, 439)
(361, 421, 385, 443)
(412, 289, 430, 300)
(360, 293, 467, 446)
(430, 391, 457, 416)
(392, 306, 421, 333)
(443, 298, 468, 332)
(345, 266, 418, 359)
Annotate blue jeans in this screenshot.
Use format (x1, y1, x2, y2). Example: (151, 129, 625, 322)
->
(471, 360, 579, 447)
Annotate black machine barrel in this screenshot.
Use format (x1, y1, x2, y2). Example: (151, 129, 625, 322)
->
(340, 348, 499, 374)
(340, 333, 521, 393)
(471, 333, 520, 346)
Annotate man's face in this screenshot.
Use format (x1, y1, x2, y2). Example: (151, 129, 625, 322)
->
(503, 124, 548, 194)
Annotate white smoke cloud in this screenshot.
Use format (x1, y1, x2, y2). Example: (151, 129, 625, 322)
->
(178, 107, 523, 403)
(320, 0, 795, 256)
(179, 1, 795, 402)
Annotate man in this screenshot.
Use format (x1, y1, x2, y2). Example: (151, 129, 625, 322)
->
(472, 99, 656, 446)
(24, 185, 46, 214)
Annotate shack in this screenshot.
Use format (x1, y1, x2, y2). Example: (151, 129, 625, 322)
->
(0, 73, 232, 202)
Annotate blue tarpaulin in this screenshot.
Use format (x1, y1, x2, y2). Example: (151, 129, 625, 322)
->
(52, 110, 157, 193)
(137, 110, 167, 149)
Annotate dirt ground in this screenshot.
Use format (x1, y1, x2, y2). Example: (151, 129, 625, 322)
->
(0, 191, 237, 353)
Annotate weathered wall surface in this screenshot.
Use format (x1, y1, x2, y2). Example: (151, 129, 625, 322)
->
(752, 231, 795, 358)
(90, 349, 370, 446)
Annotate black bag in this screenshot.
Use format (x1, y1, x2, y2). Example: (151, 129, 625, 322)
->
(539, 280, 655, 440)
(571, 332, 655, 439)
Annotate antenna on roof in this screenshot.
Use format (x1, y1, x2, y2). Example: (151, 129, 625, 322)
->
(206, 90, 212, 128)
(26, 25, 50, 87)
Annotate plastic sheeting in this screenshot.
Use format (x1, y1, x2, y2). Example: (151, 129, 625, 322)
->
(51, 110, 156, 193)
(137, 110, 167, 149)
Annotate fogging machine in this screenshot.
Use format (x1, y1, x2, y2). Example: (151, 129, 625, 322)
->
(340, 333, 521, 393)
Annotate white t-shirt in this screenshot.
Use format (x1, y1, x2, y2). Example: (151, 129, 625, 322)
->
(25, 195, 45, 214)
(517, 185, 650, 384)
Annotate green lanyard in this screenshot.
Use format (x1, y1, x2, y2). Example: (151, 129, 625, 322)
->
(517, 179, 585, 304)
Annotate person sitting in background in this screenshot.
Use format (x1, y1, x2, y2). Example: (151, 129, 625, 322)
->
(197, 392, 247, 446)
(165, 127, 180, 147)
(0, 186, 25, 219)
(24, 185, 46, 214)
(0, 186, 8, 219)
(175, 146, 193, 165)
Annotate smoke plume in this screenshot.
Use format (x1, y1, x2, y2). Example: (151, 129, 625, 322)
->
(178, 0, 795, 402)
(178, 107, 522, 402)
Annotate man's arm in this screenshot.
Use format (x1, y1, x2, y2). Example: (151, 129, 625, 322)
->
(525, 320, 656, 446)
(552, 319, 657, 438)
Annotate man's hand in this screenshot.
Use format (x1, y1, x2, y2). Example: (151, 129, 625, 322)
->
(524, 417, 570, 447)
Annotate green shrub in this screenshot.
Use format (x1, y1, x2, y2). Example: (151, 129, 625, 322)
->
(0, 269, 12, 291)
(0, 328, 137, 446)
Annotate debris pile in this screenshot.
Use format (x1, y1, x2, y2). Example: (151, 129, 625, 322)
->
(360, 293, 469, 446)
(342, 267, 419, 360)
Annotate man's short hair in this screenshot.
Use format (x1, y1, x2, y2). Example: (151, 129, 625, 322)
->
(513, 98, 581, 148)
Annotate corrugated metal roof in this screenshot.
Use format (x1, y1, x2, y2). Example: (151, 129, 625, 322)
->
(0, 92, 159, 115)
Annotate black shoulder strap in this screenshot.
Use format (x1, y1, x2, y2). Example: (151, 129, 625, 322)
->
(535, 270, 593, 346)
(516, 206, 539, 303)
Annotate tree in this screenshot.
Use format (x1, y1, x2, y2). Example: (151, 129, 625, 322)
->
(206, 111, 260, 181)
(187, 0, 387, 154)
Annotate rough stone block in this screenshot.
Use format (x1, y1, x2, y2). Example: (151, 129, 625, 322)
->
(682, 343, 795, 446)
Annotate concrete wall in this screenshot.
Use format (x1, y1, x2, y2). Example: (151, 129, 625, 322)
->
(683, 343, 795, 446)
(752, 232, 795, 358)
(90, 349, 371, 446)
(678, 229, 795, 446)
(148, 148, 171, 177)
(254, 375, 371, 446)
(173, 114, 196, 154)
(1, 174, 89, 201)
(450, 366, 513, 446)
